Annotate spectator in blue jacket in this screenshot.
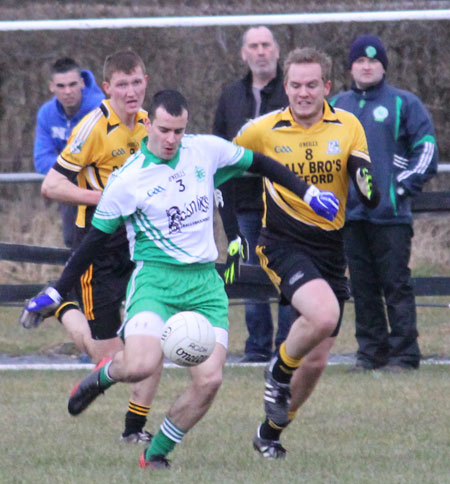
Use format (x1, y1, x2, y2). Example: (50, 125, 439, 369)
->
(34, 57, 104, 247)
(331, 35, 438, 372)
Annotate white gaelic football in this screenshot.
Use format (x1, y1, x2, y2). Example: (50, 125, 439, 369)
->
(161, 311, 216, 367)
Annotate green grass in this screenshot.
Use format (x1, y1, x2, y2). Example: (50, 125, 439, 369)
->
(1, 295, 449, 483)
(0, 366, 449, 484)
(1, 297, 449, 359)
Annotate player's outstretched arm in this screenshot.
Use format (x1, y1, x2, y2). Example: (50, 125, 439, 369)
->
(248, 152, 340, 221)
(215, 180, 249, 285)
(223, 231, 249, 285)
(19, 285, 63, 329)
(22, 228, 110, 319)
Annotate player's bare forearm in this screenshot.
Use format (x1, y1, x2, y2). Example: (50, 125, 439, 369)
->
(41, 168, 102, 206)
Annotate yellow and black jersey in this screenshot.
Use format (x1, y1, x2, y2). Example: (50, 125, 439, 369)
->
(56, 99, 147, 228)
(234, 102, 371, 240)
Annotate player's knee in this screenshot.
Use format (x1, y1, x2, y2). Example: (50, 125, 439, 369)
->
(311, 304, 340, 339)
(317, 317, 338, 339)
(196, 371, 223, 398)
(93, 346, 117, 361)
(205, 372, 223, 396)
(89, 337, 123, 362)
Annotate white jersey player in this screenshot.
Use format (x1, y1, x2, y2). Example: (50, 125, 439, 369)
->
(23, 89, 339, 471)
(96, 134, 252, 266)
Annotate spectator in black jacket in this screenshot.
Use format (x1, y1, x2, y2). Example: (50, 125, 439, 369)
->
(213, 26, 292, 363)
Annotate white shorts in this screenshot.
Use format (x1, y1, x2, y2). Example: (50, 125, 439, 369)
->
(122, 311, 229, 349)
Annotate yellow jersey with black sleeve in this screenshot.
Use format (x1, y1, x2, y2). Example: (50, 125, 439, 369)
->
(55, 99, 147, 229)
(233, 102, 371, 240)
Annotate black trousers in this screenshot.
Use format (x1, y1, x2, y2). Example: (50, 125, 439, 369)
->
(344, 221, 420, 368)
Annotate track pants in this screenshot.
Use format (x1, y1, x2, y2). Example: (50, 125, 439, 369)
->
(344, 221, 420, 368)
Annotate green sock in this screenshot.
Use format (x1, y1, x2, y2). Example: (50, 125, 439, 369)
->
(145, 417, 185, 460)
(98, 362, 115, 389)
(145, 430, 176, 460)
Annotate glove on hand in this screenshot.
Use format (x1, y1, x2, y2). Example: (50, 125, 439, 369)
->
(356, 167, 375, 200)
(19, 286, 63, 329)
(304, 186, 339, 221)
(224, 234, 249, 285)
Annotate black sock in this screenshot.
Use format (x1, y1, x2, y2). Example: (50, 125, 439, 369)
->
(260, 418, 289, 441)
(271, 342, 302, 384)
(122, 401, 150, 436)
(271, 356, 297, 385)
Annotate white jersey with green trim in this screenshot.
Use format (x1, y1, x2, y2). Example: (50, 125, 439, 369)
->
(93, 134, 253, 265)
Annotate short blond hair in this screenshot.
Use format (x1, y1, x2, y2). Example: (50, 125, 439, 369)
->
(283, 47, 332, 83)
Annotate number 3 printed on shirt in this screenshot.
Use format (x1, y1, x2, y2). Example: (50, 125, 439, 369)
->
(176, 179, 186, 192)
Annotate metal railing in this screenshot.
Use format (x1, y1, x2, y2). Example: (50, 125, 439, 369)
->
(1, 164, 450, 183)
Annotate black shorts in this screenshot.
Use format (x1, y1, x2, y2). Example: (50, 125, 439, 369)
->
(74, 247, 135, 340)
(256, 234, 349, 336)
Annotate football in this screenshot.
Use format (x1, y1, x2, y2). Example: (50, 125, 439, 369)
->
(160, 311, 216, 367)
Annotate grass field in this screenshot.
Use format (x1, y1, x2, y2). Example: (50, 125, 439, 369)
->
(1, 297, 449, 359)
(1, 366, 449, 484)
(1, 303, 450, 483)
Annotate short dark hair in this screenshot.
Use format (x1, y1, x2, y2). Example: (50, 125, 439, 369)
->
(103, 49, 146, 82)
(51, 57, 81, 76)
(283, 47, 332, 83)
(148, 90, 189, 120)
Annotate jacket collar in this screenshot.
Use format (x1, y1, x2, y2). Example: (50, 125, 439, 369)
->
(351, 76, 386, 100)
(242, 63, 283, 94)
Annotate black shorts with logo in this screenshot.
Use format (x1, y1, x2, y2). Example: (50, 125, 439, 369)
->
(73, 226, 134, 340)
(73, 246, 135, 340)
(256, 231, 349, 336)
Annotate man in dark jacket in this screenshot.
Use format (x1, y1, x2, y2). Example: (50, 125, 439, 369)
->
(34, 57, 104, 247)
(213, 26, 291, 363)
(331, 35, 438, 372)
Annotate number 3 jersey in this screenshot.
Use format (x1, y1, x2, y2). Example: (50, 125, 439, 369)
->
(92, 135, 253, 265)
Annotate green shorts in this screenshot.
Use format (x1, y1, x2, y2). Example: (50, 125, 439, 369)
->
(124, 261, 229, 330)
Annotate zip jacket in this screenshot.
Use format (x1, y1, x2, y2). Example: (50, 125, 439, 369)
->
(330, 78, 438, 225)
